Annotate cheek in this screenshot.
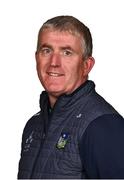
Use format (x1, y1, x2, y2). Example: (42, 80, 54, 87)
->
(64, 65, 79, 83)
(68, 62, 83, 76)
(36, 63, 45, 83)
(36, 60, 47, 74)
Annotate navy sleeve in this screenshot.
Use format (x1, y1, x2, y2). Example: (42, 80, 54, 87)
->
(79, 114, 124, 179)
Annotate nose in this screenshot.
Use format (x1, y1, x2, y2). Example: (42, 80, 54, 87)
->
(50, 53, 61, 67)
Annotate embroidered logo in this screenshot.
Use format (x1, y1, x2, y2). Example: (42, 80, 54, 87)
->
(76, 113, 82, 118)
(56, 132, 69, 149)
(23, 131, 34, 152)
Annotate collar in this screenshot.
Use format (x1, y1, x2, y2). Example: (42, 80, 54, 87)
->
(39, 80, 95, 111)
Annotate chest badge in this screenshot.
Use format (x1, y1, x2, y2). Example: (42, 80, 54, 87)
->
(56, 132, 69, 149)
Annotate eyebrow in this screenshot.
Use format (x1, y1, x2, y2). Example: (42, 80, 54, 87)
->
(38, 43, 53, 50)
(60, 46, 74, 51)
(38, 43, 75, 53)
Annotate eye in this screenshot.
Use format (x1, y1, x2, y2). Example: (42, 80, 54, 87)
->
(63, 49, 73, 56)
(40, 47, 52, 56)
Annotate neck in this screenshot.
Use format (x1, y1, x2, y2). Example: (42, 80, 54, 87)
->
(48, 94, 58, 108)
(48, 79, 88, 108)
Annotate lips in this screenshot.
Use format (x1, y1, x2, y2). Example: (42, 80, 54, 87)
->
(47, 72, 64, 77)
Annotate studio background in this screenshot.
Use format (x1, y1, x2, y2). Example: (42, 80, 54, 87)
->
(0, 0, 123, 179)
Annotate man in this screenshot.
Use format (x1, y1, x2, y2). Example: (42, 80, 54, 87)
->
(18, 15, 124, 179)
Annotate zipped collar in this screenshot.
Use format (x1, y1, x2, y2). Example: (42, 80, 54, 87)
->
(39, 80, 95, 111)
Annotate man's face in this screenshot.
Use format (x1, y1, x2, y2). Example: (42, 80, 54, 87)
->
(36, 29, 94, 97)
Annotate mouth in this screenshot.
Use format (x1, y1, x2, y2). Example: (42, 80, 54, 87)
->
(47, 72, 64, 77)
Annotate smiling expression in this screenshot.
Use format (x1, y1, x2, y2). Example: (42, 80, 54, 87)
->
(35, 29, 93, 99)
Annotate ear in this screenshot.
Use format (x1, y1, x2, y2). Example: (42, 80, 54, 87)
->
(83, 57, 95, 75)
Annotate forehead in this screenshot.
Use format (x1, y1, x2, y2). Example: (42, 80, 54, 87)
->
(38, 29, 82, 46)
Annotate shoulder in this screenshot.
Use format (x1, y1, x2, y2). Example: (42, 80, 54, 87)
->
(81, 114, 124, 148)
(24, 111, 41, 131)
(85, 91, 118, 115)
(22, 111, 42, 142)
(84, 113, 124, 136)
(87, 113, 123, 129)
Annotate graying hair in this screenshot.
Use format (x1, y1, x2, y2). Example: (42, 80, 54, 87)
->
(36, 15, 93, 60)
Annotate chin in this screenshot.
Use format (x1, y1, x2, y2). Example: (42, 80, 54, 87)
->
(46, 87, 65, 96)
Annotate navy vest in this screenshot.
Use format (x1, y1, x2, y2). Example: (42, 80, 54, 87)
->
(18, 81, 118, 179)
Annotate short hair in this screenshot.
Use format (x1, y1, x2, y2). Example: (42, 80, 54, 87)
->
(37, 15, 93, 60)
